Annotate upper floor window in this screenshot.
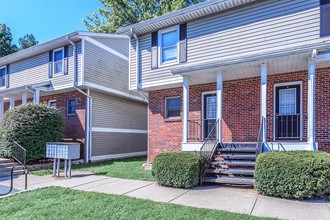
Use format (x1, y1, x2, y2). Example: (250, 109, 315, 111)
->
(67, 98, 76, 115)
(53, 48, 64, 74)
(158, 26, 179, 65)
(165, 96, 181, 118)
(0, 67, 6, 87)
(321, 0, 330, 36)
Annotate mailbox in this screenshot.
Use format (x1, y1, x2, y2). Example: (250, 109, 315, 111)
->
(46, 142, 80, 159)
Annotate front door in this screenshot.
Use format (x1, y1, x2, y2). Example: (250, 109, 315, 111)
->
(203, 93, 217, 140)
(275, 84, 301, 140)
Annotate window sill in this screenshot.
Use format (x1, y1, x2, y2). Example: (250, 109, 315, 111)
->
(66, 114, 76, 117)
(164, 117, 181, 122)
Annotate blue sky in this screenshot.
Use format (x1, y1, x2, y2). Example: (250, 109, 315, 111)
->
(0, 0, 103, 44)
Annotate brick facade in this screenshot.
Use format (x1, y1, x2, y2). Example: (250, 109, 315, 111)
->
(4, 91, 87, 157)
(148, 68, 330, 162)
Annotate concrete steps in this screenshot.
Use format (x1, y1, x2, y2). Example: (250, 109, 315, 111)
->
(0, 158, 25, 178)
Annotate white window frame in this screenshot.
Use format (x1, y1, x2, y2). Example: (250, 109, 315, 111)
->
(48, 100, 57, 108)
(158, 25, 180, 67)
(165, 96, 181, 119)
(67, 98, 76, 116)
(53, 47, 64, 76)
(0, 66, 8, 88)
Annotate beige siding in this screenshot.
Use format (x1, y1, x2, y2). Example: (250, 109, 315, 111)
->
(84, 38, 130, 93)
(7, 41, 82, 90)
(90, 90, 147, 157)
(92, 132, 147, 156)
(134, 0, 330, 89)
(91, 90, 147, 129)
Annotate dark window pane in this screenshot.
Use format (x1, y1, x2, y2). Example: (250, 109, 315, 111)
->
(67, 99, 76, 114)
(321, 0, 330, 5)
(166, 97, 180, 118)
(321, 5, 330, 36)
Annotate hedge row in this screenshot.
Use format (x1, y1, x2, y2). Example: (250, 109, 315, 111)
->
(255, 151, 330, 199)
(152, 152, 200, 188)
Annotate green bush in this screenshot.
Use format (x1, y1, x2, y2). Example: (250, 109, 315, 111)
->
(152, 152, 200, 188)
(0, 103, 65, 163)
(255, 151, 330, 199)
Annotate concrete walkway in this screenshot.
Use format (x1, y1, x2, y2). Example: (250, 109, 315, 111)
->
(1, 172, 329, 220)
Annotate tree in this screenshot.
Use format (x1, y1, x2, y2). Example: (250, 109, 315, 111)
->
(0, 23, 17, 57)
(84, 0, 205, 33)
(18, 34, 38, 50)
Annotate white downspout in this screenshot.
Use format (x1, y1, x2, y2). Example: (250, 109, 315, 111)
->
(68, 36, 92, 162)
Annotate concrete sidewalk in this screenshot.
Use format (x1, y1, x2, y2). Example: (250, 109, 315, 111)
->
(1, 172, 329, 220)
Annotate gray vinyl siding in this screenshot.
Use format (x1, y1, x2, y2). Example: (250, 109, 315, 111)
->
(130, 40, 137, 90)
(91, 90, 147, 129)
(92, 132, 147, 156)
(6, 41, 82, 90)
(91, 90, 147, 157)
(93, 37, 129, 57)
(135, 0, 330, 88)
(84, 38, 129, 93)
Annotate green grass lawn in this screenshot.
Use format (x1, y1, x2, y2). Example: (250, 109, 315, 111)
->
(32, 157, 153, 181)
(0, 187, 274, 220)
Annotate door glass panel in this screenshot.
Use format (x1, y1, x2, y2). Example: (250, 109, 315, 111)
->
(206, 96, 216, 119)
(279, 88, 296, 115)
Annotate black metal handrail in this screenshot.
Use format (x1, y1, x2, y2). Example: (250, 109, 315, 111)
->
(199, 119, 219, 184)
(0, 141, 28, 196)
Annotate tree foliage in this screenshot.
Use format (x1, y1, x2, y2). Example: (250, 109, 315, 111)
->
(0, 23, 38, 57)
(84, 0, 205, 33)
(0, 23, 17, 57)
(18, 34, 38, 50)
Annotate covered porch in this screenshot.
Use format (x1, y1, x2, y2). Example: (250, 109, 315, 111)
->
(174, 46, 330, 152)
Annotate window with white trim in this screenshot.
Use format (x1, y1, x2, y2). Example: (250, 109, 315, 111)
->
(165, 97, 181, 118)
(67, 98, 76, 115)
(48, 100, 57, 108)
(53, 48, 64, 74)
(159, 26, 179, 65)
(0, 67, 6, 87)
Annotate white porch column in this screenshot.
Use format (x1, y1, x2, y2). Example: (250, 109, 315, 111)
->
(308, 58, 316, 151)
(0, 97, 4, 119)
(22, 93, 27, 105)
(260, 64, 267, 143)
(34, 89, 40, 104)
(216, 71, 223, 142)
(182, 76, 189, 143)
(9, 96, 15, 109)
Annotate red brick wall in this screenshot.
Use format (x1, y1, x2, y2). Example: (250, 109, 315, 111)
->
(315, 67, 330, 153)
(148, 68, 330, 162)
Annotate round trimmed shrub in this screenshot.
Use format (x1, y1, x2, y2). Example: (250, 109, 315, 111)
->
(0, 103, 65, 163)
(255, 151, 330, 199)
(152, 152, 200, 188)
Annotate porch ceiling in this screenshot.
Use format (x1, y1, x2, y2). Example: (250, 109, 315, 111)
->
(182, 52, 330, 86)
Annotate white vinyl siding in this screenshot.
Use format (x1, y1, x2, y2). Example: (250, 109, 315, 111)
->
(8, 41, 82, 90)
(132, 0, 330, 89)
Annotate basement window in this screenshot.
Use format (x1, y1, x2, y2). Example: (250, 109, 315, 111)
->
(48, 100, 57, 108)
(67, 98, 76, 115)
(165, 96, 181, 118)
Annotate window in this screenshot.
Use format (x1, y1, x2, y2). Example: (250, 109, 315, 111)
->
(48, 100, 57, 108)
(279, 88, 296, 115)
(67, 98, 76, 115)
(53, 48, 64, 74)
(321, 0, 330, 36)
(159, 26, 179, 65)
(0, 67, 6, 87)
(165, 97, 181, 118)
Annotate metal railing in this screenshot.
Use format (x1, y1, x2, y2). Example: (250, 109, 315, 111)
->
(271, 114, 306, 140)
(188, 119, 217, 142)
(199, 119, 219, 184)
(0, 141, 28, 196)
